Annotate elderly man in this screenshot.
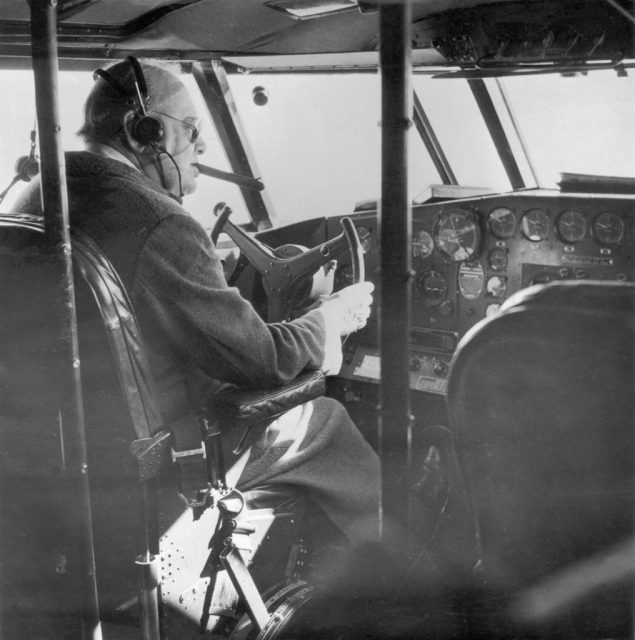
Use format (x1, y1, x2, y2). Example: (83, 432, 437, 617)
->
(12, 58, 379, 548)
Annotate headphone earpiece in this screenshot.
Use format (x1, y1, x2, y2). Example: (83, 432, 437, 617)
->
(131, 114, 163, 146)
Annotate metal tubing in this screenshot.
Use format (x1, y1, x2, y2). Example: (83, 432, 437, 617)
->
(467, 78, 525, 190)
(494, 78, 541, 188)
(30, 2, 102, 637)
(136, 553, 161, 640)
(193, 61, 275, 230)
(221, 545, 270, 631)
(412, 90, 457, 185)
(378, 0, 413, 550)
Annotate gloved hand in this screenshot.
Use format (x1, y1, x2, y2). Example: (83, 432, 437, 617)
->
(317, 281, 375, 337)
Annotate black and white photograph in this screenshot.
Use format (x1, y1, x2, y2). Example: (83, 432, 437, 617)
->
(0, 1, 633, 638)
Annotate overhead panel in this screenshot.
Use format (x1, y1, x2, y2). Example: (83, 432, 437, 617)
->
(221, 49, 447, 72)
(0, 0, 632, 64)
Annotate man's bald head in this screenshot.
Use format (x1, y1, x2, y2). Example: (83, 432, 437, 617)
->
(78, 60, 187, 144)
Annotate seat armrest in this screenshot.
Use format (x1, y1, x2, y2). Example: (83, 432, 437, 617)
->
(209, 370, 326, 428)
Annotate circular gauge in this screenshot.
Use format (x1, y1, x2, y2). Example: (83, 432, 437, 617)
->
(356, 226, 373, 253)
(556, 210, 586, 243)
(488, 247, 508, 272)
(486, 275, 507, 298)
(591, 212, 625, 245)
(417, 270, 447, 306)
(520, 208, 550, 242)
(433, 209, 481, 262)
(488, 207, 517, 239)
(412, 229, 434, 259)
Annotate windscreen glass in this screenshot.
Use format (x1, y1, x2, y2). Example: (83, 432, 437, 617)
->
(498, 70, 635, 188)
(0, 68, 242, 230)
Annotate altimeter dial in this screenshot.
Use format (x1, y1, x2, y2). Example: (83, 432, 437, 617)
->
(521, 208, 550, 242)
(592, 212, 624, 245)
(488, 207, 516, 239)
(557, 210, 586, 243)
(434, 209, 481, 262)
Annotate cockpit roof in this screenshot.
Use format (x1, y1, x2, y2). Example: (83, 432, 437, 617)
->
(0, 0, 633, 73)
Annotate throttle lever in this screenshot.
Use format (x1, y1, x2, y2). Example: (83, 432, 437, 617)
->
(210, 202, 232, 245)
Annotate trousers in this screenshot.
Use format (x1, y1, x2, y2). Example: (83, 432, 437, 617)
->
(223, 396, 380, 547)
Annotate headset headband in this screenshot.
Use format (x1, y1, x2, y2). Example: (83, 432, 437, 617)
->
(93, 56, 150, 110)
(93, 57, 163, 145)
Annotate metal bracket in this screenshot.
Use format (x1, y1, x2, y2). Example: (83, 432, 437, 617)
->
(171, 442, 206, 463)
(220, 543, 270, 632)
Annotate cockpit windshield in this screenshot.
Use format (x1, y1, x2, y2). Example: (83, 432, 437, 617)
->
(499, 70, 635, 187)
(1, 67, 633, 229)
(226, 68, 635, 224)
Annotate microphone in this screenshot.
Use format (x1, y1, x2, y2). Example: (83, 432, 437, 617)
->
(0, 128, 39, 205)
(15, 125, 39, 182)
(14, 155, 40, 182)
(0, 157, 38, 205)
(194, 163, 264, 192)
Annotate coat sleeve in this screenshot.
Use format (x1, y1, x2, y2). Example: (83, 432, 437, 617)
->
(131, 212, 328, 389)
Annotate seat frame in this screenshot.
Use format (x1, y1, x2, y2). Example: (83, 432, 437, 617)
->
(0, 213, 325, 639)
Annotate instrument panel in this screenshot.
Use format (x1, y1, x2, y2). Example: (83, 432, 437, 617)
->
(336, 189, 635, 395)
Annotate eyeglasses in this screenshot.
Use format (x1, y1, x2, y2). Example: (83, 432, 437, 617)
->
(150, 110, 200, 143)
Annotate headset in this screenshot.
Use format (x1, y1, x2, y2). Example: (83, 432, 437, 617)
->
(93, 56, 164, 146)
(94, 56, 185, 199)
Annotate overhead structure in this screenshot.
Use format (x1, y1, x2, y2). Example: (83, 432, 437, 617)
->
(0, 0, 631, 73)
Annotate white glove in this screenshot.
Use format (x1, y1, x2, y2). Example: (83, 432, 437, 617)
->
(317, 281, 375, 337)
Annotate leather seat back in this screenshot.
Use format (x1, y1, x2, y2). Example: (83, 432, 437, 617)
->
(446, 281, 635, 636)
(0, 213, 313, 638)
(0, 214, 165, 634)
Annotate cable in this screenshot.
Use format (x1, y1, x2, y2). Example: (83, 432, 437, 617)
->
(151, 143, 184, 202)
(150, 144, 168, 190)
(0, 175, 21, 206)
(149, 143, 183, 203)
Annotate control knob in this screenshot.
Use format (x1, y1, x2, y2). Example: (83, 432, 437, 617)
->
(432, 358, 448, 377)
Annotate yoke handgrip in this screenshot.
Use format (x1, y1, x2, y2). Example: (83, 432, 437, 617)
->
(341, 216, 365, 283)
(211, 202, 276, 273)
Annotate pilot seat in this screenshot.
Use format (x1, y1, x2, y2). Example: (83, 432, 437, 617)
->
(446, 280, 635, 638)
(0, 213, 331, 639)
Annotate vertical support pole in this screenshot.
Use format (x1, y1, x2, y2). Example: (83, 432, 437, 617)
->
(494, 78, 540, 188)
(467, 78, 525, 190)
(193, 61, 275, 230)
(30, 2, 102, 638)
(412, 91, 457, 185)
(136, 551, 161, 640)
(378, 0, 413, 552)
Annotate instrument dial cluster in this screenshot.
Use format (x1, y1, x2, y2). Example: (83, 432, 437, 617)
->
(334, 191, 633, 396)
(406, 193, 634, 346)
